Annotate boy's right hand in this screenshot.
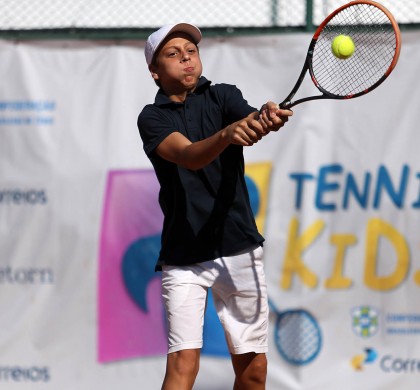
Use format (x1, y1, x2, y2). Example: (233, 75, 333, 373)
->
(223, 113, 268, 146)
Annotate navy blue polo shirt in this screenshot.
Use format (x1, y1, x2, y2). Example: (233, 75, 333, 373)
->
(138, 76, 264, 270)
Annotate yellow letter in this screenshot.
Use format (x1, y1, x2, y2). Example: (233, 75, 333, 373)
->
(364, 218, 409, 290)
(414, 270, 420, 286)
(281, 217, 324, 289)
(325, 234, 356, 289)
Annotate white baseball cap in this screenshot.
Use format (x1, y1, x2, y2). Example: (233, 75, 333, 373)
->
(145, 23, 202, 66)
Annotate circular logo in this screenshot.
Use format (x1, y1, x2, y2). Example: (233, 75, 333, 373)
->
(352, 306, 379, 338)
(274, 309, 322, 365)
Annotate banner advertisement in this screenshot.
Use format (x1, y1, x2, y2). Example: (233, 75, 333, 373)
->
(1, 31, 419, 389)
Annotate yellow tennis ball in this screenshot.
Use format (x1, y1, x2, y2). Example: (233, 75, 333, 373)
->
(331, 35, 355, 60)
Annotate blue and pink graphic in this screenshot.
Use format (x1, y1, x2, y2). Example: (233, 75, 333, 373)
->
(98, 170, 166, 362)
(98, 166, 270, 363)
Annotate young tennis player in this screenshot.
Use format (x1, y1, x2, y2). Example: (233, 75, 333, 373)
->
(137, 23, 293, 390)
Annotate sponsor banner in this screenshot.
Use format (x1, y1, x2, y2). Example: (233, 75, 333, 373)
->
(0, 31, 419, 389)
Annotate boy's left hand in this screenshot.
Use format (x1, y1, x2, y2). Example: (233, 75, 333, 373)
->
(259, 101, 293, 133)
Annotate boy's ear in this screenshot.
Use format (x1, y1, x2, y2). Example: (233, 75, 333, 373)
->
(148, 64, 159, 80)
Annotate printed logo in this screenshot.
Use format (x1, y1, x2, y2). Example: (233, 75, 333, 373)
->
(0, 100, 55, 126)
(380, 355, 420, 373)
(98, 170, 166, 362)
(0, 266, 53, 284)
(351, 347, 377, 371)
(0, 189, 47, 205)
(269, 299, 322, 366)
(0, 366, 50, 382)
(385, 312, 420, 336)
(351, 306, 379, 338)
(97, 163, 272, 362)
(245, 162, 271, 233)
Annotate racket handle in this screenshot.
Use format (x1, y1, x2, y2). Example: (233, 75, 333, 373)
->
(279, 101, 291, 109)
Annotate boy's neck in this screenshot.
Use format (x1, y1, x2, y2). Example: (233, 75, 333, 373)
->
(163, 80, 200, 103)
(167, 91, 189, 103)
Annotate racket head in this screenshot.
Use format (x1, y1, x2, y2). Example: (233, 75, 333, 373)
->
(307, 0, 401, 100)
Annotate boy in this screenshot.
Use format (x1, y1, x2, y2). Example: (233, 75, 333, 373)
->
(137, 23, 293, 390)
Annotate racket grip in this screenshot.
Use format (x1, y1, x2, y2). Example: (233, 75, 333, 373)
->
(279, 101, 291, 109)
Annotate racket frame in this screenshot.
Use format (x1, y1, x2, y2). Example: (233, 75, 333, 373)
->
(280, 0, 401, 109)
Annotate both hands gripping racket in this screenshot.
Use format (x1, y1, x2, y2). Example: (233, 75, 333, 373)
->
(280, 0, 401, 109)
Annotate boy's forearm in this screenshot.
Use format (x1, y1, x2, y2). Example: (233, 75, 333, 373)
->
(158, 111, 265, 171)
(179, 111, 264, 170)
(179, 129, 232, 171)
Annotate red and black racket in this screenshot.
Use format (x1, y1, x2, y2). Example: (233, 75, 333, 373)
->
(280, 0, 401, 109)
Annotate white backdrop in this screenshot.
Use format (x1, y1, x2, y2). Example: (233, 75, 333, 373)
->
(0, 30, 420, 389)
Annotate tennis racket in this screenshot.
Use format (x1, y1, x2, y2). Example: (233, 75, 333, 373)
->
(280, 0, 401, 109)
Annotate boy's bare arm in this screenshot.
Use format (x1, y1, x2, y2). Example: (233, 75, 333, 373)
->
(156, 104, 292, 171)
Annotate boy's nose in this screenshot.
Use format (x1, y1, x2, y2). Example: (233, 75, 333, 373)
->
(182, 52, 190, 61)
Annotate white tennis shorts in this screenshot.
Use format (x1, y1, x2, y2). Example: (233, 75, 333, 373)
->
(161, 245, 268, 354)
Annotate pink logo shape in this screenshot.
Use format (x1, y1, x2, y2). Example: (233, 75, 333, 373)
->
(98, 170, 166, 362)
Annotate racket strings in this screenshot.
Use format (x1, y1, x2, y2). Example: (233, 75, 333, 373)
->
(275, 311, 321, 364)
(311, 3, 398, 97)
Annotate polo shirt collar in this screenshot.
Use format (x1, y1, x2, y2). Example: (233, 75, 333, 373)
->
(154, 76, 211, 107)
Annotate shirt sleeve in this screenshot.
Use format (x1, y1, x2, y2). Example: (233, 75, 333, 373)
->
(137, 104, 177, 157)
(216, 84, 257, 126)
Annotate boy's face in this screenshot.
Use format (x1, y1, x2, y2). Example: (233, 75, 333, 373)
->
(149, 32, 202, 97)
